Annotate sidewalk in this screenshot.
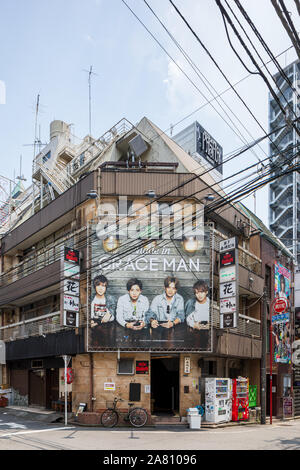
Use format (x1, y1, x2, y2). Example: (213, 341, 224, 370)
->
(1, 405, 299, 428)
(0, 405, 71, 423)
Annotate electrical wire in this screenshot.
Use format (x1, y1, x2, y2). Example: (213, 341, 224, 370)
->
(168, 0, 293, 156)
(1, 141, 298, 304)
(142, 0, 266, 163)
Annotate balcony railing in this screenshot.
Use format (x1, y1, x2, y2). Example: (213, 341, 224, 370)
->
(1, 306, 260, 342)
(0, 227, 85, 287)
(66, 118, 134, 176)
(0, 307, 87, 342)
(238, 246, 262, 276)
(211, 304, 261, 338)
(0, 311, 64, 342)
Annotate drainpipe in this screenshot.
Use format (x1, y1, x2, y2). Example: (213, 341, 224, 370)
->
(89, 352, 94, 412)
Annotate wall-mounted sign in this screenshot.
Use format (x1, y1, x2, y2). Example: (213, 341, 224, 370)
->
(219, 281, 236, 299)
(104, 383, 115, 391)
(221, 313, 234, 328)
(61, 246, 81, 328)
(219, 265, 236, 283)
(136, 361, 149, 374)
(273, 263, 291, 364)
(220, 250, 235, 267)
(64, 262, 80, 280)
(64, 247, 80, 265)
(219, 238, 238, 329)
(184, 357, 191, 374)
(220, 297, 237, 314)
(63, 294, 79, 312)
(64, 279, 80, 296)
(219, 237, 236, 253)
(63, 310, 79, 328)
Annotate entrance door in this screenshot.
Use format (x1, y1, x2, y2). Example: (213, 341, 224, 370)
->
(29, 369, 46, 407)
(46, 369, 59, 409)
(151, 357, 179, 415)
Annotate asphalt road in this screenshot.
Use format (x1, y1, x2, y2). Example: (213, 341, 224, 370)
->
(0, 412, 299, 451)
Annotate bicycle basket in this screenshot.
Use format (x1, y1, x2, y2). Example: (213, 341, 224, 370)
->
(106, 401, 115, 409)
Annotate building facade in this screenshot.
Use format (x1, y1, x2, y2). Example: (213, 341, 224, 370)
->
(0, 116, 292, 422)
(268, 60, 300, 265)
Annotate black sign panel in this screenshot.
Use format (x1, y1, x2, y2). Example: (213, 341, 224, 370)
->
(220, 250, 235, 267)
(64, 247, 80, 265)
(136, 361, 149, 374)
(196, 122, 223, 174)
(223, 313, 234, 328)
(64, 310, 78, 327)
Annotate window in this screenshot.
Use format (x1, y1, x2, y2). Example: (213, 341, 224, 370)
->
(79, 152, 85, 166)
(117, 358, 134, 375)
(42, 151, 51, 163)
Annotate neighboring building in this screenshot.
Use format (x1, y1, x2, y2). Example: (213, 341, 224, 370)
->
(268, 60, 300, 265)
(0, 116, 284, 423)
(239, 203, 295, 418)
(172, 121, 223, 185)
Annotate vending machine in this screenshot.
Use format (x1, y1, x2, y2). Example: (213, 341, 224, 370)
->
(232, 377, 249, 421)
(205, 378, 232, 423)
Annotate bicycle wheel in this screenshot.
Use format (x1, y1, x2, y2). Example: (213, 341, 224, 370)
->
(129, 408, 148, 427)
(101, 409, 119, 427)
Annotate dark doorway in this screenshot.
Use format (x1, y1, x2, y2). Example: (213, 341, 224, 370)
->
(151, 356, 179, 415)
(46, 369, 59, 409)
(29, 369, 46, 407)
(266, 374, 278, 417)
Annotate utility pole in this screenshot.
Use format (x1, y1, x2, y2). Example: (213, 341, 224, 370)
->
(261, 288, 267, 424)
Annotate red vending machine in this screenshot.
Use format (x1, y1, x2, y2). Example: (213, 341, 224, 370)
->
(232, 377, 249, 421)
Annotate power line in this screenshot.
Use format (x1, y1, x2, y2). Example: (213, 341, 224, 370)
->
(168, 0, 289, 154)
(142, 0, 266, 162)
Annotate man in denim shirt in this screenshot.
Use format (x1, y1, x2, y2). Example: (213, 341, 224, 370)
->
(116, 278, 149, 330)
(147, 276, 184, 329)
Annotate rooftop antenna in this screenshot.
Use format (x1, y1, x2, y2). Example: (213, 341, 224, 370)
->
(83, 65, 98, 137)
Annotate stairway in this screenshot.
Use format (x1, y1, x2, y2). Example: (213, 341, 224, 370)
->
(38, 159, 76, 195)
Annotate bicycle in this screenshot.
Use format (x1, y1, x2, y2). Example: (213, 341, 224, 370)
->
(101, 397, 148, 428)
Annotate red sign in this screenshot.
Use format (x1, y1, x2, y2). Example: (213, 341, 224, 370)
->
(273, 298, 289, 314)
(64, 247, 80, 265)
(136, 361, 149, 374)
(220, 250, 235, 267)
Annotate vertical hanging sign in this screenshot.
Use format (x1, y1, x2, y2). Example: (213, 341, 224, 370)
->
(219, 237, 238, 329)
(61, 247, 80, 327)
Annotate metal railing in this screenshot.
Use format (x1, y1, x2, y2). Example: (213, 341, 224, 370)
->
(0, 308, 86, 342)
(0, 227, 86, 287)
(0, 311, 63, 342)
(211, 304, 261, 337)
(238, 246, 262, 276)
(66, 118, 134, 176)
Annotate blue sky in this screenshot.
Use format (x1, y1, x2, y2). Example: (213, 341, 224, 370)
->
(0, 0, 299, 225)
